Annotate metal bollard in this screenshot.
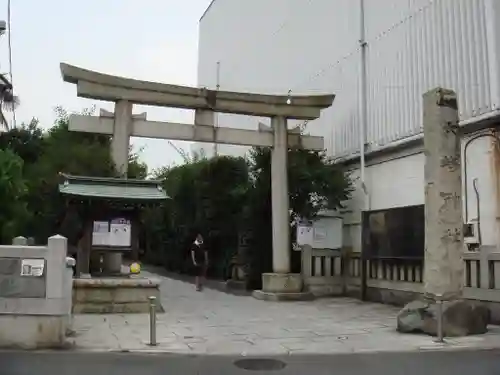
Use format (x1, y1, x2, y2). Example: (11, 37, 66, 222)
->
(435, 297, 444, 343)
(148, 296, 157, 346)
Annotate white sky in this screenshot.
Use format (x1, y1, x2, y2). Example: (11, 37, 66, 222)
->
(1, 0, 213, 171)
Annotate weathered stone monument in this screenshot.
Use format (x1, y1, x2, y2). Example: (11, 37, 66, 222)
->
(397, 88, 490, 336)
(60, 63, 334, 300)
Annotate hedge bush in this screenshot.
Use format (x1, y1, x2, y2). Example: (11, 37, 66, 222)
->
(142, 146, 352, 289)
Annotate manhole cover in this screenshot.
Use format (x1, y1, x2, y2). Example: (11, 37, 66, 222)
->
(234, 358, 287, 371)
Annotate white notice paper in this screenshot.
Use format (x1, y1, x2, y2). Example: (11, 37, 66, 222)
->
(313, 227, 327, 242)
(20, 259, 45, 277)
(297, 225, 313, 246)
(92, 221, 110, 246)
(109, 218, 131, 247)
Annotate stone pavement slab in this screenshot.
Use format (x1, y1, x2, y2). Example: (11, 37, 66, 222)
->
(71, 271, 500, 355)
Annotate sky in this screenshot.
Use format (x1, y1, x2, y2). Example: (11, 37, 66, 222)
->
(1, 0, 213, 171)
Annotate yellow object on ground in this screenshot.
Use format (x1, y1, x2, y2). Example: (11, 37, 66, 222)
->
(130, 262, 141, 274)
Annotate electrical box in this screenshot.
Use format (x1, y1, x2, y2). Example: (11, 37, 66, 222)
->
(463, 222, 479, 245)
(296, 215, 343, 250)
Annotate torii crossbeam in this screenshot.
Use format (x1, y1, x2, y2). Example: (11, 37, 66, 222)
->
(60, 62, 335, 300)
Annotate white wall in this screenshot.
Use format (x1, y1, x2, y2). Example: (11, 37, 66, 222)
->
(342, 134, 500, 253)
(198, 0, 500, 157)
(342, 149, 425, 253)
(462, 134, 500, 248)
(197, 0, 500, 249)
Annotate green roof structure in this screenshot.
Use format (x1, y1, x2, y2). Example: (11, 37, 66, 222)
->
(58, 173, 169, 201)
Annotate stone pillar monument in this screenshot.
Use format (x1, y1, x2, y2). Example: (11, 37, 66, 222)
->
(422, 88, 463, 300)
(397, 88, 489, 337)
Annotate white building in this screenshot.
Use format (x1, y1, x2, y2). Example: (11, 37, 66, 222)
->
(195, 0, 500, 255)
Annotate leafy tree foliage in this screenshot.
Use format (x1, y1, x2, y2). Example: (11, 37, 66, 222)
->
(0, 119, 43, 166)
(243, 146, 353, 288)
(143, 144, 352, 288)
(0, 107, 147, 244)
(248, 147, 352, 221)
(143, 155, 250, 278)
(0, 148, 28, 243)
(0, 105, 352, 290)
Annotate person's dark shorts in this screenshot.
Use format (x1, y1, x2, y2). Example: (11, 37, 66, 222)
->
(195, 263, 207, 277)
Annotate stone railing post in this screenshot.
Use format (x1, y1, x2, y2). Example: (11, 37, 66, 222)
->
(12, 236, 27, 245)
(46, 235, 68, 299)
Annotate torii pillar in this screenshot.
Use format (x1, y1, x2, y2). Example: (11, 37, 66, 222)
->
(252, 115, 308, 300)
(60, 63, 334, 299)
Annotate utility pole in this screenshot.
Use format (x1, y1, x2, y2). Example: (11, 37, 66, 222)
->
(213, 61, 220, 156)
(0, 19, 14, 131)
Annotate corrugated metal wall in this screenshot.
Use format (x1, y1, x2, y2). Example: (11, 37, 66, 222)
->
(198, 0, 498, 158)
(364, 0, 493, 150)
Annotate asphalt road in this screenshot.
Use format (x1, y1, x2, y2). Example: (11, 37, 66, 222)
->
(1, 349, 500, 375)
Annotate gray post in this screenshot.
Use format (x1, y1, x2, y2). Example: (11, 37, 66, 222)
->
(148, 296, 157, 346)
(422, 88, 463, 301)
(12, 236, 27, 246)
(395, 88, 490, 337)
(435, 296, 444, 343)
(47, 235, 68, 299)
(271, 115, 290, 273)
(111, 100, 132, 177)
(253, 116, 307, 300)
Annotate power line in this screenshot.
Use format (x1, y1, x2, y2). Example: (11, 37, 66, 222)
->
(7, 0, 16, 128)
(291, 1, 436, 92)
(219, 0, 436, 97)
(219, 0, 314, 84)
(213, 61, 220, 156)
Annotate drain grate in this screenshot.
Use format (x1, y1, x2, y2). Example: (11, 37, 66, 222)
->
(234, 358, 287, 372)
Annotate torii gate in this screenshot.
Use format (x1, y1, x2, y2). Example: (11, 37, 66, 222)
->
(60, 63, 334, 300)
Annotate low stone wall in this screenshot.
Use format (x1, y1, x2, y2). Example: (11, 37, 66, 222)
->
(0, 236, 73, 349)
(0, 315, 68, 349)
(73, 277, 163, 314)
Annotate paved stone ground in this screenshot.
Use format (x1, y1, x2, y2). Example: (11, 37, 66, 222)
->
(71, 271, 500, 355)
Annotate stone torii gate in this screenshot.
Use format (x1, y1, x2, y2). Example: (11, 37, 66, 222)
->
(60, 63, 335, 300)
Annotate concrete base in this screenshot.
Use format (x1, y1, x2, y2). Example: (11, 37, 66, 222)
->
(252, 273, 314, 301)
(252, 290, 314, 301)
(0, 315, 69, 349)
(102, 252, 123, 275)
(262, 273, 303, 293)
(73, 277, 163, 314)
(225, 279, 247, 291)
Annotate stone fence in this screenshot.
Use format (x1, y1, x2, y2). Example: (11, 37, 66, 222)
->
(302, 247, 500, 323)
(0, 235, 74, 349)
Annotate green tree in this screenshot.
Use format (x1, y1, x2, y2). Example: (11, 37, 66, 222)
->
(0, 73, 20, 129)
(0, 119, 43, 166)
(0, 148, 28, 243)
(244, 146, 352, 288)
(248, 147, 352, 221)
(142, 141, 352, 288)
(128, 145, 148, 179)
(143, 155, 250, 278)
(0, 106, 148, 243)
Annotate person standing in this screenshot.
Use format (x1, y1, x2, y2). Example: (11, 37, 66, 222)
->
(191, 234, 208, 291)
